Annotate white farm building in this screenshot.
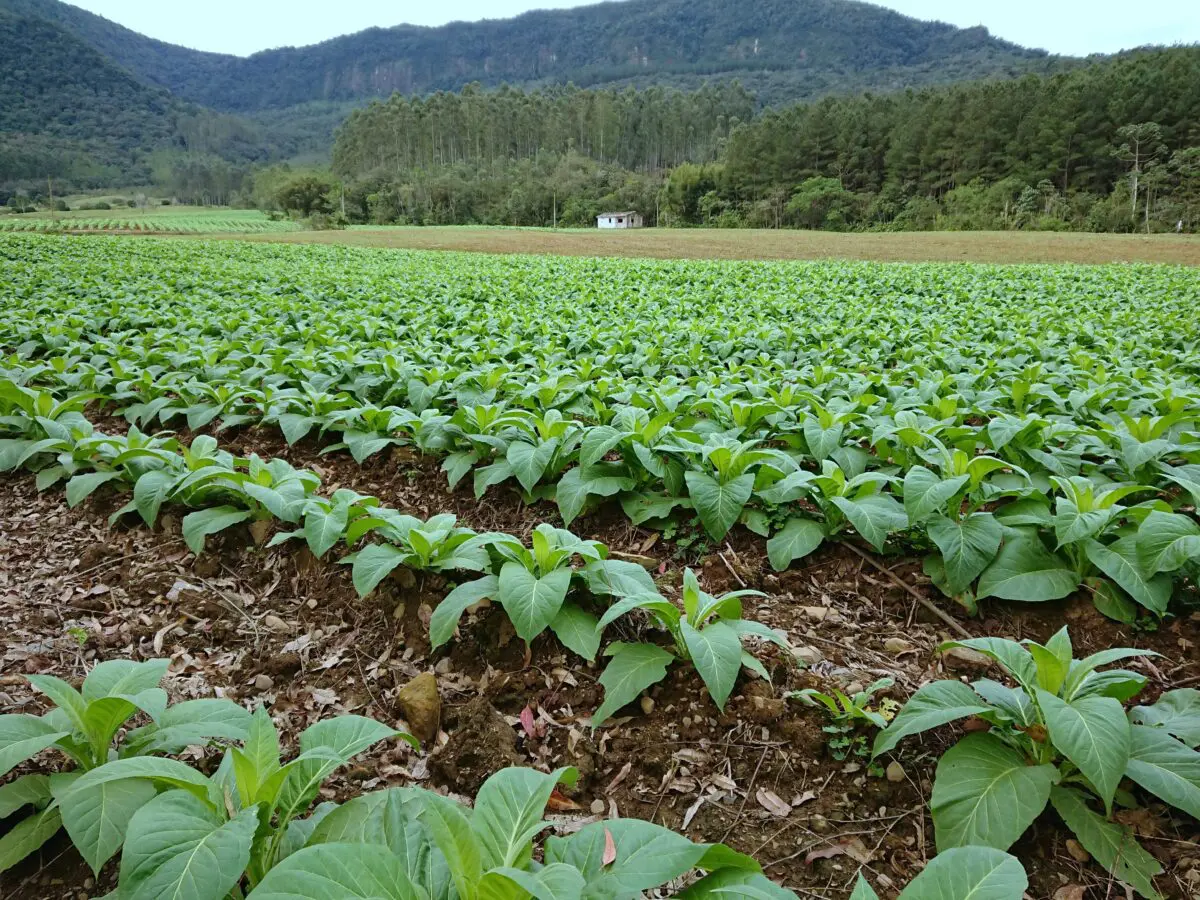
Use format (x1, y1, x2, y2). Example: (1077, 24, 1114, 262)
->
(597, 211, 644, 229)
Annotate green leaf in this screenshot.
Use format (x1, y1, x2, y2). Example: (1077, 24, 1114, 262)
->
(507, 439, 557, 492)
(545, 818, 715, 898)
(0, 774, 52, 819)
(1124, 725, 1200, 819)
(0, 804, 62, 875)
(685, 471, 754, 541)
(831, 494, 908, 551)
(182, 506, 252, 555)
(1130, 689, 1200, 748)
(976, 532, 1078, 602)
(765, 518, 824, 572)
(81, 659, 170, 703)
(0, 714, 70, 779)
(308, 788, 439, 889)
(1037, 691, 1130, 812)
(970, 680, 1035, 727)
(930, 733, 1058, 851)
(592, 642, 675, 727)
(430, 576, 498, 650)
(118, 791, 259, 900)
(1049, 787, 1162, 900)
(1089, 578, 1138, 624)
(903, 467, 969, 525)
(419, 791, 482, 900)
(133, 469, 177, 528)
(928, 513, 1003, 595)
(348, 543, 409, 597)
(680, 620, 742, 711)
(487, 863, 587, 900)
(125, 698, 252, 758)
(66, 471, 121, 507)
(1136, 511, 1200, 575)
(497, 563, 571, 643)
(582, 558, 657, 597)
(550, 603, 602, 662)
(59, 776, 158, 873)
(472, 766, 576, 869)
(939, 638, 1036, 688)
(555, 467, 591, 526)
(850, 876, 880, 900)
(1084, 538, 1171, 615)
(895, 846, 1027, 900)
(304, 504, 349, 558)
(872, 681, 992, 758)
(681, 870, 797, 900)
(245, 843, 419, 900)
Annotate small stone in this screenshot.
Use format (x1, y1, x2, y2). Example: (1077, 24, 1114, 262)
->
(845, 681, 865, 696)
(943, 647, 992, 672)
(794, 646, 823, 666)
(885, 761, 905, 783)
(434, 657, 453, 675)
(253, 674, 274, 692)
(263, 614, 288, 632)
(640, 696, 655, 715)
(396, 673, 441, 743)
(884, 638, 913, 654)
(809, 814, 830, 834)
(590, 799, 606, 815)
(1065, 839, 1090, 863)
(802, 606, 830, 622)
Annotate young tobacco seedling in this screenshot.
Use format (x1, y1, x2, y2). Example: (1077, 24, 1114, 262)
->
(872, 627, 1200, 900)
(246, 766, 795, 900)
(0, 658, 251, 876)
(790, 678, 898, 766)
(108, 706, 413, 898)
(591, 568, 791, 724)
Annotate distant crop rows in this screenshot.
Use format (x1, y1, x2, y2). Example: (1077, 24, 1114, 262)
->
(2, 233, 1199, 626)
(0, 214, 299, 234)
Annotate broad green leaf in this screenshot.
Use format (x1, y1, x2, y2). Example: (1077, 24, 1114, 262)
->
(430, 575, 498, 649)
(970, 680, 1035, 727)
(850, 876, 880, 900)
(472, 766, 576, 869)
(680, 620, 742, 711)
(831, 493, 908, 551)
(680, 869, 797, 900)
(81, 659, 170, 703)
(895, 846, 1027, 900)
(487, 863, 587, 900)
(592, 642, 675, 727)
(903, 467, 968, 525)
(118, 791, 259, 900)
(419, 791, 482, 900)
(765, 517, 824, 572)
(0, 714, 70, 779)
(1037, 691, 1130, 811)
(554, 467, 591, 526)
(1062, 648, 1157, 703)
(550, 603, 602, 662)
(0, 804, 62, 875)
(582, 558, 657, 598)
(497, 563, 571, 643)
(685, 471, 754, 541)
(245, 843, 419, 900)
(0, 774, 52, 819)
(1049, 787, 1162, 900)
(928, 513, 1002, 595)
(1130, 689, 1200, 747)
(348, 543, 409, 597)
(304, 504, 349, 558)
(59, 776, 158, 873)
(939, 638, 1036, 688)
(872, 681, 991, 757)
(181, 506, 253, 555)
(930, 733, 1058, 851)
(66, 471, 121, 507)
(1136, 511, 1200, 575)
(507, 439, 557, 492)
(1124, 725, 1200, 819)
(1084, 538, 1171, 615)
(976, 532, 1077, 602)
(133, 469, 177, 527)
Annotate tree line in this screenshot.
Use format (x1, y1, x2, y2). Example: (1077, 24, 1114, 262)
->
(303, 47, 1200, 231)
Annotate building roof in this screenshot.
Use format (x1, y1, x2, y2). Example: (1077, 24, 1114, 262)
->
(597, 211, 637, 218)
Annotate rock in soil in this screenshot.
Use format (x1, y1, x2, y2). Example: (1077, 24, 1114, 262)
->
(396, 672, 441, 743)
(432, 697, 523, 793)
(942, 646, 992, 672)
(885, 761, 905, 783)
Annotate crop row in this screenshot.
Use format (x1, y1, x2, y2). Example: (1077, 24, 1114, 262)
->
(0, 217, 298, 234)
(2, 236, 1198, 622)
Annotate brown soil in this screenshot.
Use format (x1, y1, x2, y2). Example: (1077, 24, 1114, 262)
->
(222, 227, 1200, 267)
(1, 448, 1197, 899)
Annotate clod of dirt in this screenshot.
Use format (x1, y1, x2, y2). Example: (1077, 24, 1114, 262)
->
(396, 672, 441, 743)
(432, 697, 523, 793)
(261, 652, 302, 678)
(794, 645, 823, 666)
(883, 637, 914, 654)
(942, 646, 992, 672)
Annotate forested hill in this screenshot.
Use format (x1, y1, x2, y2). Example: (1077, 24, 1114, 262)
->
(3, 0, 1056, 112)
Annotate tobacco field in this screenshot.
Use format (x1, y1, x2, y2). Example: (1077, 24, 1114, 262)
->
(0, 234, 1198, 900)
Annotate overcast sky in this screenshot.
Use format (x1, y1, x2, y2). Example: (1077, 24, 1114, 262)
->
(65, 0, 1200, 58)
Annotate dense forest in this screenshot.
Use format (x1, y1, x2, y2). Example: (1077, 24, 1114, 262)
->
(314, 47, 1200, 231)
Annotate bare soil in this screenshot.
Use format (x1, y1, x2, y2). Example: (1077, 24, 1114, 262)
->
(227, 227, 1200, 267)
(1, 443, 1198, 899)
